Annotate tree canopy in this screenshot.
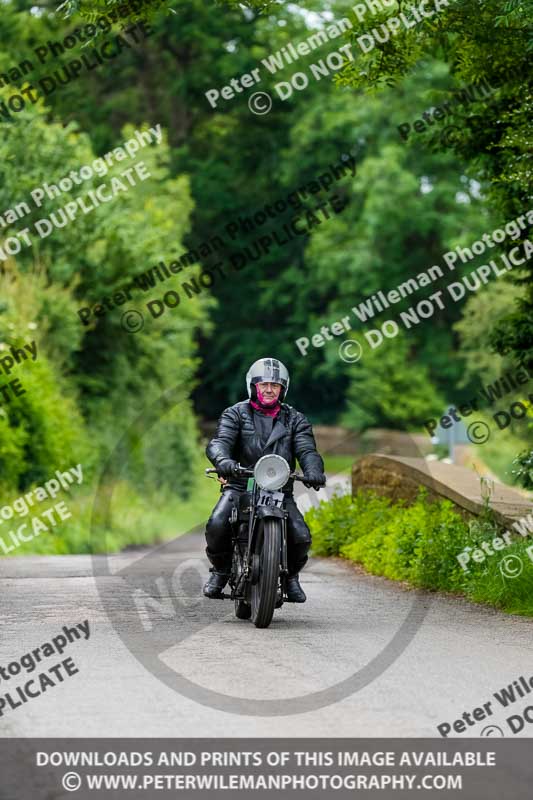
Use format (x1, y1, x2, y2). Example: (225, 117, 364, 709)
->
(0, 0, 531, 509)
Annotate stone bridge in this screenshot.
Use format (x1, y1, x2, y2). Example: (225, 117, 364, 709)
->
(352, 454, 531, 529)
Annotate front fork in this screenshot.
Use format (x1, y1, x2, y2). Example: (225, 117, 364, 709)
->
(280, 513, 289, 580)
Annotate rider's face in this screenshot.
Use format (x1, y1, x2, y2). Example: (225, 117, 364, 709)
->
(257, 382, 282, 401)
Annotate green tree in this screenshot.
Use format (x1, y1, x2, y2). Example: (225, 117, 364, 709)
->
(340, 332, 444, 430)
(0, 80, 207, 496)
(454, 281, 523, 385)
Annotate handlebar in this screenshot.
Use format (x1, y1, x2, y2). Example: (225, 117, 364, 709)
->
(205, 466, 323, 487)
(205, 466, 255, 477)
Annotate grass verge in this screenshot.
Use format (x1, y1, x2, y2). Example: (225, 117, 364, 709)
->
(305, 489, 533, 617)
(0, 457, 220, 556)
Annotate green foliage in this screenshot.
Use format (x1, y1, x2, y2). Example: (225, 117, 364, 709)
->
(332, 0, 532, 435)
(454, 280, 523, 385)
(307, 489, 533, 615)
(340, 332, 444, 430)
(186, 0, 530, 440)
(478, 417, 533, 486)
(2, 460, 221, 556)
(1, 0, 531, 556)
(188, 61, 487, 421)
(512, 449, 533, 490)
(0, 44, 208, 516)
(0, 263, 92, 489)
(12, 0, 520, 434)
(56, 0, 173, 31)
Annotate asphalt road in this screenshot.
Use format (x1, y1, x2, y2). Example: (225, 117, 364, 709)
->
(0, 479, 532, 739)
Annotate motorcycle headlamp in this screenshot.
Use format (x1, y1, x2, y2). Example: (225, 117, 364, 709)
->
(254, 454, 290, 492)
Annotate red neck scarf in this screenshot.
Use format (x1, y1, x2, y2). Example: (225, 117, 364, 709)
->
(250, 388, 281, 418)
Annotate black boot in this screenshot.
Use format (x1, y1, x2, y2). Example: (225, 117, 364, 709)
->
(204, 548, 232, 598)
(203, 567, 230, 598)
(286, 574, 306, 603)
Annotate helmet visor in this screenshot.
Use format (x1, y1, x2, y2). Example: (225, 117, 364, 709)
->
(250, 358, 288, 390)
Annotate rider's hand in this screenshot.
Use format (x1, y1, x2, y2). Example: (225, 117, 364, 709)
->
(217, 459, 239, 479)
(303, 472, 326, 489)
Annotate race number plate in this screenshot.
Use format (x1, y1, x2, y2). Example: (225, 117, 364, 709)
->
(258, 490, 284, 508)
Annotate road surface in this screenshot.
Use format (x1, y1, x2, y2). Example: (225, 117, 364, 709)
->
(0, 478, 532, 738)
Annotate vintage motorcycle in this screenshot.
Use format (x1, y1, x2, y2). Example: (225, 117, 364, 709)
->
(205, 454, 321, 629)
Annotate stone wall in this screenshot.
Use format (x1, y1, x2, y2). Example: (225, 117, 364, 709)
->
(352, 454, 532, 529)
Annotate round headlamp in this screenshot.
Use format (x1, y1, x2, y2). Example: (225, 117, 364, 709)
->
(254, 454, 290, 491)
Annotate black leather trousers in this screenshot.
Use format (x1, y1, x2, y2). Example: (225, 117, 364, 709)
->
(205, 489, 311, 576)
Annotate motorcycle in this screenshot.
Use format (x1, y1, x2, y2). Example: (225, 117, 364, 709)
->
(205, 454, 321, 629)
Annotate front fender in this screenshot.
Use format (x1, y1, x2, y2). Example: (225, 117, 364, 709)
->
(255, 504, 285, 520)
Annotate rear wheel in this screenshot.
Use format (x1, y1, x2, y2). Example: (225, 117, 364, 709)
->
(235, 599, 252, 619)
(251, 518, 281, 629)
(233, 545, 251, 620)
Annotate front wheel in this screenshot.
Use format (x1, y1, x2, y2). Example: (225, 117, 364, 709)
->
(251, 518, 282, 629)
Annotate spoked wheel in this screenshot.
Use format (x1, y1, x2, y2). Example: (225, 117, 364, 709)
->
(251, 518, 282, 629)
(233, 546, 251, 620)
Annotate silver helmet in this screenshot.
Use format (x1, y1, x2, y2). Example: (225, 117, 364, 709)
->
(246, 357, 289, 402)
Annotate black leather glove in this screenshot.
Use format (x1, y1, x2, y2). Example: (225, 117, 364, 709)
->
(303, 472, 326, 489)
(217, 459, 239, 479)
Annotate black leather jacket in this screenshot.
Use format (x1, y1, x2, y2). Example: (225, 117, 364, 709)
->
(206, 400, 324, 494)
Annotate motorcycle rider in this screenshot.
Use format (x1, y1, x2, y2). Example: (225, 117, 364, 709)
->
(203, 357, 326, 603)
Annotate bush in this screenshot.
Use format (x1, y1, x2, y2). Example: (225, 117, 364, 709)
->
(0, 266, 93, 490)
(306, 489, 533, 616)
(512, 449, 533, 490)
